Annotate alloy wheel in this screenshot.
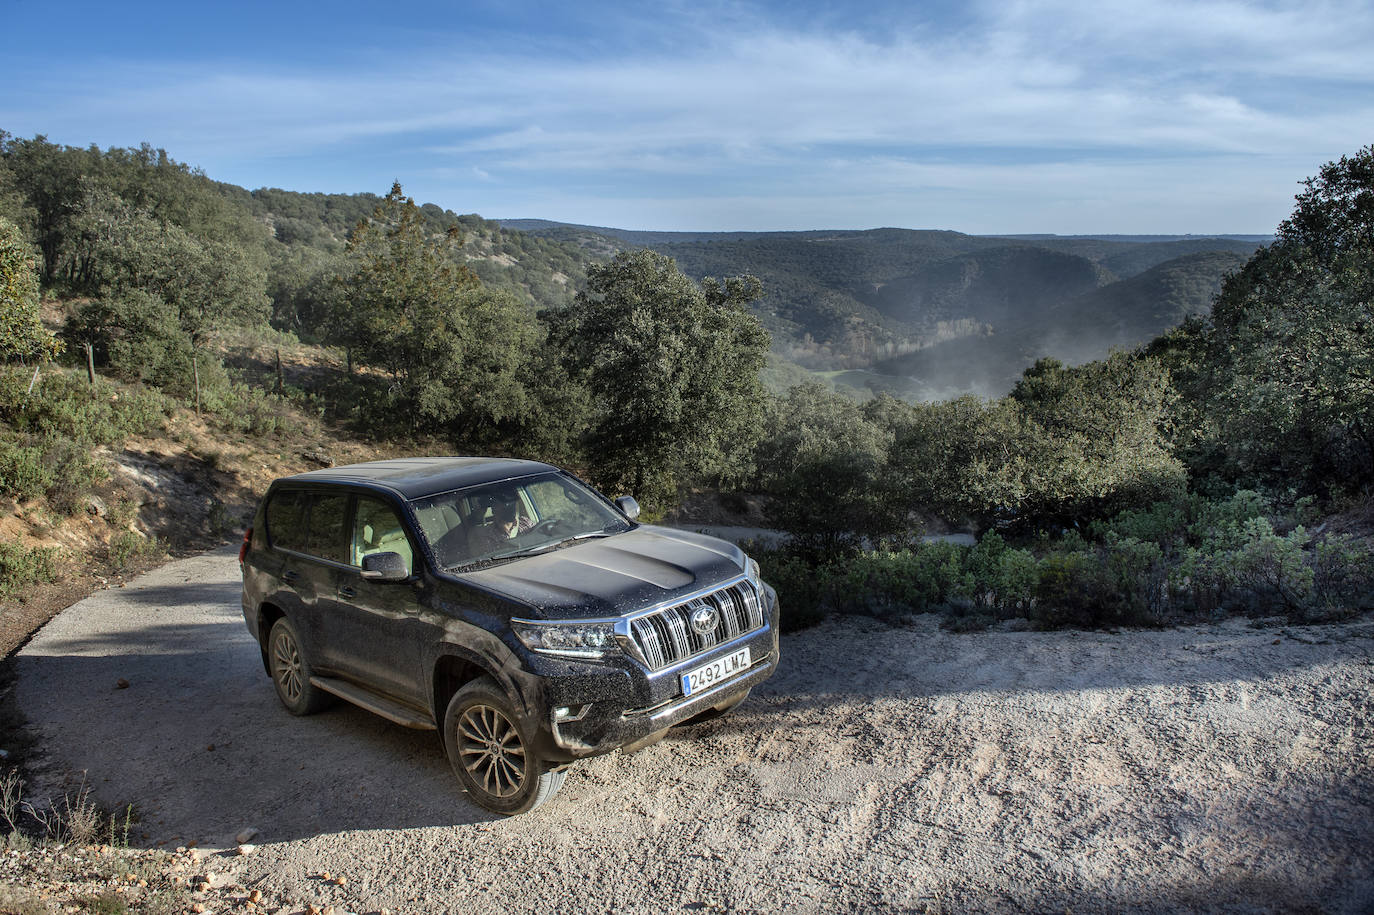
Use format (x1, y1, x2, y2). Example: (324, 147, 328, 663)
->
(272, 631, 304, 704)
(456, 704, 527, 798)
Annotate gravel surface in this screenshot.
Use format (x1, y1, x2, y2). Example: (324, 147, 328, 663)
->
(12, 547, 1374, 914)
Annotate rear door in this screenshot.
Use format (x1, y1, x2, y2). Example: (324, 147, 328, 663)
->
(282, 489, 350, 673)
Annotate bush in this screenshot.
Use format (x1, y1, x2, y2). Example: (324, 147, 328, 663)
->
(202, 381, 285, 436)
(0, 541, 59, 599)
(40, 436, 106, 515)
(1229, 519, 1314, 614)
(753, 546, 831, 631)
(1102, 534, 1169, 623)
(108, 530, 160, 571)
(965, 532, 1038, 616)
(0, 441, 49, 502)
(836, 545, 971, 616)
(0, 367, 171, 446)
(1311, 534, 1374, 616)
(1033, 550, 1118, 628)
(759, 502, 1373, 631)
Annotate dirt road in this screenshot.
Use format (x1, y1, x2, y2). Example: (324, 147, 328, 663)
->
(13, 548, 1374, 913)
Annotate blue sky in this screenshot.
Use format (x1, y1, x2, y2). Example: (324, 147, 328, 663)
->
(3, 0, 1371, 233)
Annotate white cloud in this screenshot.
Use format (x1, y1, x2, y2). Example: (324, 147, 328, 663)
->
(6, 0, 1370, 230)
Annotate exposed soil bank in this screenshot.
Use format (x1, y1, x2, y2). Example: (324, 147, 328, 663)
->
(13, 549, 1374, 914)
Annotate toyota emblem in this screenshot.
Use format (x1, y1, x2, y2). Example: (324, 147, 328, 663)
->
(690, 605, 718, 635)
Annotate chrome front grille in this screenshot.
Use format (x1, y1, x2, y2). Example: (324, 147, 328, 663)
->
(627, 579, 765, 671)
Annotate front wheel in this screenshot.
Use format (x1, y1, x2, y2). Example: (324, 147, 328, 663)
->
(443, 678, 565, 815)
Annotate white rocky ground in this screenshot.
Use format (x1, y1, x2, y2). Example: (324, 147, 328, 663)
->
(10, 547, 1374, 914)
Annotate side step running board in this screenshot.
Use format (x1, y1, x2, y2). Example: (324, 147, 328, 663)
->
(310, 676, 436, 730)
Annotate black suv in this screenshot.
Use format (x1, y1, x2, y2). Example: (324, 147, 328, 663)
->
(239, 457, 780, 814)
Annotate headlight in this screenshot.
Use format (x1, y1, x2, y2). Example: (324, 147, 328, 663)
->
(511, 619, 620, 659)
(745, 555, 761, 583)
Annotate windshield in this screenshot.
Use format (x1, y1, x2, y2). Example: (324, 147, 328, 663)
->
(410, 472, 632, 570)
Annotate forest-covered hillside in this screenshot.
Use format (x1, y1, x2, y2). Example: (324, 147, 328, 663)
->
(505, 219, 1263, 387)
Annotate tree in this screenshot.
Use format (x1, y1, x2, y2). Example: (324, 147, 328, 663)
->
(1, 134, 270, 287)
(1203, 145, 1374, 490)
(755, 382, 903, 554)
(1008, 353, 1185, 522)
(334, 183, 537, 435)
(60, 186, 269, 398)
(0, 216, 59, 362)
(887, 354, 1184, 529)
(545, 250, 770, 507)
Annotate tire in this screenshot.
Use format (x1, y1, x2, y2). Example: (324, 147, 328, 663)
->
(267, 618, 332, 716)
(443, 677, 565, 815)
(680, 688, 751, 726)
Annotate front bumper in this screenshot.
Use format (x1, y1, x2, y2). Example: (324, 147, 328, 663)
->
(547, 648, 777, 757)
(530, 583, 781, 760)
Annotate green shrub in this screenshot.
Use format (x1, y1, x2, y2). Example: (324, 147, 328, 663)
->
(1189, 490, 1270, 550)
(0, 541, 59, 599)
(203, 381, 286, 436)
(1311, 534, 1374, 616)
(1229, 519, 1314, 614)
(1102, 534, 1169, 623)
(753, 546, 831, 631)
(1092, 495, 1190, 550)
(991, 546, 1039, 616)
(108, 530, 160, 571)
(0, 367, 171, 445)
(836, 546, 970, 616)
(964, 532, 1037, 615)
(0, 441, 50, 502)
(41, 436, 106, 515)
(1034, 551, 1113, 627)
(1170, 544, 1232, 613)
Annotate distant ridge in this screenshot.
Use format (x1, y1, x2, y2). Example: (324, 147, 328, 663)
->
(500, 220, 1273, 247)
(994, 233, 1272, 243)
(502, 217, 1265, 398)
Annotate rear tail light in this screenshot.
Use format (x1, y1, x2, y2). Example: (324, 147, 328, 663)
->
(239, 527, 252, 565)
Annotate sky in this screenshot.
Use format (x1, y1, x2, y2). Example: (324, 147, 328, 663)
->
(2, 0, 1371, 234)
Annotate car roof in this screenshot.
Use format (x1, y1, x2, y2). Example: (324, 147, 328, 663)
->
(281, 456, 558, 500)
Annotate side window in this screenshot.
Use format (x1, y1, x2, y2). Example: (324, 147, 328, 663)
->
(351, 497, 413, 574)
(304, 493, 349, 564)
(265, 489, 308, 552)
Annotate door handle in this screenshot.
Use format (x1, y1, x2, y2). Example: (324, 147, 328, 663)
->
(340, 585, 358, 598)
(282, 570, 300, 583)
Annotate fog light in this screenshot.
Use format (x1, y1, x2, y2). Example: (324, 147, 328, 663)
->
(554, 704, 591, 722)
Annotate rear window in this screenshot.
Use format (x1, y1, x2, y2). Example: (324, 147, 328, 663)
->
(264, 488, 349, 564)
(264, 489, 307, 552)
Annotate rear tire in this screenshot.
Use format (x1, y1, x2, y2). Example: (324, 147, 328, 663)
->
(443, 677, 565, 815)
(267, 618, 332, 715)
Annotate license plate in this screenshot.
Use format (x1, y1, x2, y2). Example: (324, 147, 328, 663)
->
(681, 647, 751, 696)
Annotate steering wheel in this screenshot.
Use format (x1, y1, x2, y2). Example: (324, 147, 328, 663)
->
(531, 518, 566, 536)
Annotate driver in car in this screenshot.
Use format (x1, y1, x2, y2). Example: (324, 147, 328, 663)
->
(467, 500, 523, 556)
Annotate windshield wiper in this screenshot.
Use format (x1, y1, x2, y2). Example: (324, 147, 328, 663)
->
(447, 527, 625, 570)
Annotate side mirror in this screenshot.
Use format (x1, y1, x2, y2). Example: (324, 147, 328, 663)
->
(614, 495, 640, 521)
(361, 551, 410, 581)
